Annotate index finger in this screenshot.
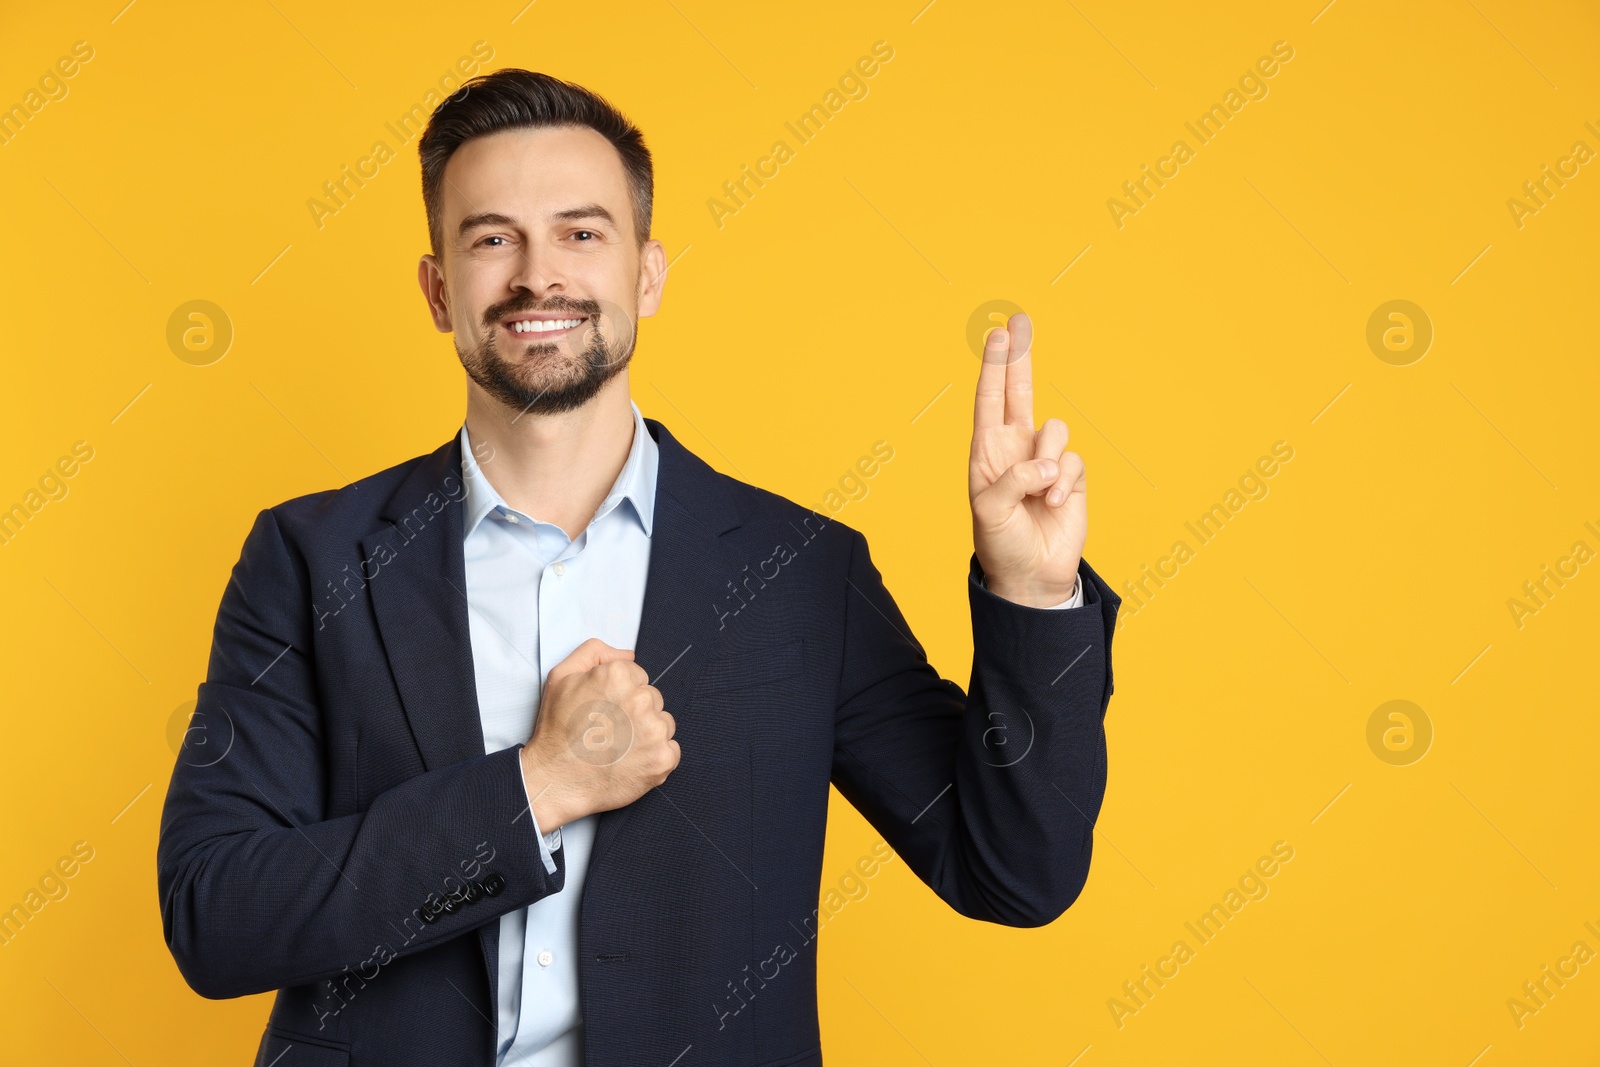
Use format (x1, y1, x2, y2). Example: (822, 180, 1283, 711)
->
(975, 323, 1011, 430)
(550, 638, 636, 683)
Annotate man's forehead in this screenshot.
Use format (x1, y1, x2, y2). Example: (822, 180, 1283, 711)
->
(441, 126, 629, 218)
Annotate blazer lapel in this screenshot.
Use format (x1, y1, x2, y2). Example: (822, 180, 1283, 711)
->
(361, 433, 497, 1020)
(363, 434, 484, 775)
(585, 416, 746, 883)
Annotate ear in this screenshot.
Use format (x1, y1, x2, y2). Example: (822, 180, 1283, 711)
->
(636, 239, 668, 319)
(418, 254, 453, 333)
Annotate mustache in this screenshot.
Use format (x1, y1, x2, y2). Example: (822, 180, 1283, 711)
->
(483, 296, 601, 328)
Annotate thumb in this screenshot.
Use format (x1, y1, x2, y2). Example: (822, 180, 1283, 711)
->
(976, 457, 1059, 521)
(548, 637, 635, 684)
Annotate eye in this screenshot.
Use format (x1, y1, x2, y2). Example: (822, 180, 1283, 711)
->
(479, 235, 509, 248)
(571, 230, 598, 242)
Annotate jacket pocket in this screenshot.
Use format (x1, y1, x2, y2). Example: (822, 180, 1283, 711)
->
(695, 636, 805, 694)
(254, 1027, 350, 1067)
(755, 1043, 823, 1067)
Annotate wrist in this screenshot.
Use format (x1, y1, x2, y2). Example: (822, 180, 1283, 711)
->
(520, 744, 578, 833)
(984, 575, 1079, 608)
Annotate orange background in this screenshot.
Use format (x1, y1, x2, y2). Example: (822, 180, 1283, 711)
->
(1, 0, 1597, 1063)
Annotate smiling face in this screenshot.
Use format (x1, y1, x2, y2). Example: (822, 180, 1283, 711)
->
(418, 124, 666, 418)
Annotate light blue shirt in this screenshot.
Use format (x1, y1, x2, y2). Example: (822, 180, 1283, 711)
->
(458, 398, 1080, 1065)
(461, 397, 657, 1067)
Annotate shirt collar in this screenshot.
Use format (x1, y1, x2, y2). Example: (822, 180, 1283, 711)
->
(459, 397, 657, 541)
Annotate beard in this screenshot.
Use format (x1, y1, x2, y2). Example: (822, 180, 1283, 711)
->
(457, 295, 635, 417)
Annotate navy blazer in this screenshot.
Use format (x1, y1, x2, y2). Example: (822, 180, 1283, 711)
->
(156, 416, 1120, 1067)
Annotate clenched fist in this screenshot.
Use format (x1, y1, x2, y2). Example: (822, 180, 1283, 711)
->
(518, 637, 680, 834)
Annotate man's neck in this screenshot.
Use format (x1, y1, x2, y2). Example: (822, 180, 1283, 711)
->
(463, 373, 636, 541)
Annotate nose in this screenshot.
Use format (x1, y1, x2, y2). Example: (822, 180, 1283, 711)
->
(510, 238, 566, 302)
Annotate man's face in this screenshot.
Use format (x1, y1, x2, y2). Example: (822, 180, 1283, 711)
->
(418, 125, 666, 417)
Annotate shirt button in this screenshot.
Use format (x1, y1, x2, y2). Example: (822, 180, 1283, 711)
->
(552, 562, 566, 576)
(537, 950, 554, 967)
(504, 512, 520, 524)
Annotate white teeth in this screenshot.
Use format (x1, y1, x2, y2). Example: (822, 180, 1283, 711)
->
(511, 318, 584, 334)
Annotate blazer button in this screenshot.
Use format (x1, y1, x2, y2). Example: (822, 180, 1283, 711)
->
(483, 873, 506, 897)
(464, 881, 484, 904)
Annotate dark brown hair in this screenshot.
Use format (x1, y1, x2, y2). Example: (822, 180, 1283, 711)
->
(417, 69, 653, 258)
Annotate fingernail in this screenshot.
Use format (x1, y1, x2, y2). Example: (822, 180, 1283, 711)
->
(1047, 489, 1064, 506)
(986, 329, 1007, 347)
(1039, 459, 1058, 478)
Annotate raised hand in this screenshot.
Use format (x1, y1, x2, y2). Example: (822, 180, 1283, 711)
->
(969, 312, 1088, 608)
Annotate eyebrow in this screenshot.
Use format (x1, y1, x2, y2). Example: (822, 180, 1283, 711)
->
(457, 203, 620, 238)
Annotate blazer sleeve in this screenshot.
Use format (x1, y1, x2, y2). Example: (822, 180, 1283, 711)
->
(830, 528, 1120, 927)
(156, 507, 565, 1001)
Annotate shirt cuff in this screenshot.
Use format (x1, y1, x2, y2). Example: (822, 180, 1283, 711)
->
(979, 572, 1084, 609)
(519, 750, 563, 876)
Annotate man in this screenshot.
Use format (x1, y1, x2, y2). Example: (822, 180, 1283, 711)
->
(156, 69, 1120, 1067)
